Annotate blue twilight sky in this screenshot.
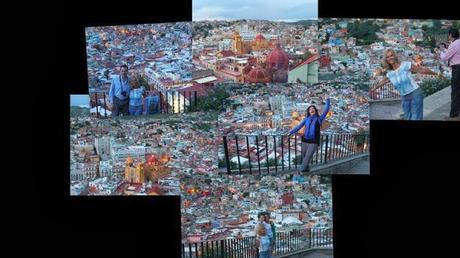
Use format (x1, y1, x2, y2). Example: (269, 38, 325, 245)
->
(193, 0, 317, 21)
(70, 95, 90, 107)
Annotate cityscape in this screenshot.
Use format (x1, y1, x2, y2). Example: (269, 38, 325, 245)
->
(70, 95, 333, 247)
(318, 19, 456, 104)
(181, 173, 333, 244)
(70, 95, 219, 196)
(85, 22, 196, 117)
(66, 5, 460, 256)
(193, 19, 319, 84)
(217, 82, 369, 174)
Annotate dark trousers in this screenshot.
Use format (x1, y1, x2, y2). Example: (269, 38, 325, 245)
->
(451, 65, 460, 117)
(112, 97, 129, 117)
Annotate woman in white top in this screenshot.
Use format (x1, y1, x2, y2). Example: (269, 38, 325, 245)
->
(371, 48, 440, 120)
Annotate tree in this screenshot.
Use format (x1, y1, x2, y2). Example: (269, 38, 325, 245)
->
(347, 20, 380, 46)
(190, 84, 230, 112)
(419, 77, 451, 97)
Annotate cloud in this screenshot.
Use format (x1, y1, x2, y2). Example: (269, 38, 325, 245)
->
(193, 0, 317, 21)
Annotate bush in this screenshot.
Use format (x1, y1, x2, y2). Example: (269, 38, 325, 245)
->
(190, 84, 230, 112)
(419, 78, 451, 97)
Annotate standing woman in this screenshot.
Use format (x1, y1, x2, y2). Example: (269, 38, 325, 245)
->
(371, 48, 440, 120)
(128, 77, 145, 116)
(289, 97, 330, 173)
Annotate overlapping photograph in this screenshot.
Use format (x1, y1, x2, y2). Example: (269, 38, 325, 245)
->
(217, 82, 369, 175)
(319, 18, 460, 120)
(70, 94, 218, 196)
(85, 22, 202, 118)
(192, 0, 319, 85)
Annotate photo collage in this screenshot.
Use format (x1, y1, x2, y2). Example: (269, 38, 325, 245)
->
(69, 1, 459, 257)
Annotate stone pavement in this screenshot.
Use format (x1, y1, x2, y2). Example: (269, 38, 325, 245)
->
(369, 86, 452, 121)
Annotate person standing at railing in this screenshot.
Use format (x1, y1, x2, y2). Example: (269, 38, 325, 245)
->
(128, 77, 145, 116)
(263, 212, 276, 257)
(255, 213, 271, 258)
(108, 64, 130, 117)
(288, 96, 330, 173)
(370, 48, 441, 120)
(439, 28, 460, 120)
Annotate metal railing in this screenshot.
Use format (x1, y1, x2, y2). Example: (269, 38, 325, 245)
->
(182, 228, 333, 258)
(90, 90, 198, 118)
(219, 134, 369, 174)
(369, 82, 400, 100)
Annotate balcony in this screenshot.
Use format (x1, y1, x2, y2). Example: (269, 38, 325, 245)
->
(220, 133, 370, 175)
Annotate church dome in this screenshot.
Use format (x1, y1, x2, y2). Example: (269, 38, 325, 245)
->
(246, 66, 271, 83)
(267, 43, 289, 70)
(255, 34, 265, 41)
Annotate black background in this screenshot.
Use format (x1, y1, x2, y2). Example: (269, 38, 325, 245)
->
(35, 1, 459, 257)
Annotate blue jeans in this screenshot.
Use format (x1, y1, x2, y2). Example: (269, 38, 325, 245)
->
(401, 88, 423, 120)
(129, 105, 143, 116)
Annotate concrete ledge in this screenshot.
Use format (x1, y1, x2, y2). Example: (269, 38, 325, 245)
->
(368, 98, 401, 104)
(276, 247, 333, 258)
(369, 98, 402, 120)
(312, 153, 369, 175)
(424, 86, 451, 120)
(219, 153, 369, 175)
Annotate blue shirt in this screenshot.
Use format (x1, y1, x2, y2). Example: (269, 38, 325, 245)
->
(263, 222, 273, 239)
(108, 75, 130, 102)
(386, 61, 419, 96)
(290, 98, 330, 140)
(129, 87, 145, 107)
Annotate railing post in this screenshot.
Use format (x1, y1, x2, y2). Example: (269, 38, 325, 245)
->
(256, 135, 261, 176)
(159, 92, 162, 113)
(246, 135, 252, 174)
(265, 135, 269, 173)
(223, 136, 231, 174)
(273, 135, 277, 173)
(194, 91, 197, 108)
(172, 91, 176, 114)
(201, 242, 204, 258)
(324, 135, 329, 164)
(288, 135, 291, 171)
(235, 135, 242, 174)
(166, 91, 169, 114)
(211, 241, 217, 257)
(220, 239, 224, 258)
(177, 91, 181, 113)
(94, 92, 99, 118)
(294, 135, 298, 169)
(103, 92, 107, 117)
(183, 91, 186, 113)
(188, 91, 192, 112)
(281, 135, 284, 171)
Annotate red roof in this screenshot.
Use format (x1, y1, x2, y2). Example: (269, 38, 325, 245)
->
(291, 54, 320, 70)
(218, 50, 235, 57)
(255, 34, 265, 41)
(267, 44, 289, 70)
(182, 83, 213, 97)
(246, 66, 271, 83)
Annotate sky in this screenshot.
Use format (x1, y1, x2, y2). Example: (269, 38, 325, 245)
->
(70, 95, 90, 107)
(193, 0, 317, 21)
